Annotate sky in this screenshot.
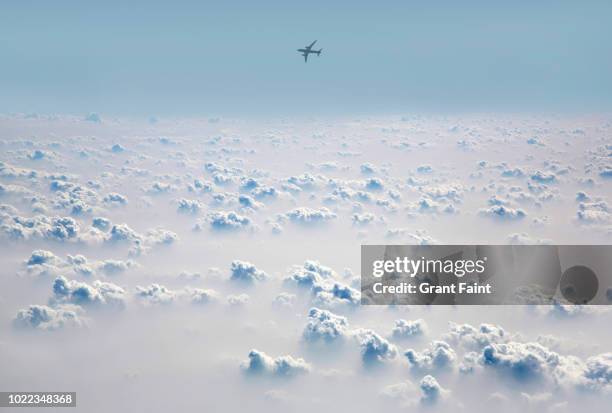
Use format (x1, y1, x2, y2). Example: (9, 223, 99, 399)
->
(1, 0, 612, 116)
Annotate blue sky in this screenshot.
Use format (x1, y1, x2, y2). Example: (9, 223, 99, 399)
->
(1, 0, 611, 116)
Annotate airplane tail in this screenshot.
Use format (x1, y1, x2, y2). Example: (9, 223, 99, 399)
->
(316, 49, 322, 56)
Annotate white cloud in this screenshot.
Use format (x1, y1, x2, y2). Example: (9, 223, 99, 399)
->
(303, 307, 349, 343)
(229, 260, 268, 284)
(13, 304, 87, 331)
(241, 349, 311, 377)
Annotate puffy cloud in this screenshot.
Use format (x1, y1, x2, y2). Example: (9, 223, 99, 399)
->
(286, 174, 319, 190)
(13, 304, 87, 331)
(391, 319, 427, 339)
(444, 322, 508, 351)
(52, 276, 126, 309)
(26, 249, 60, 266)
(405, 341, 457, 371)
(227, 293, 249, 306)
(312, 281, 361, 307)
(360, 163, 376, 175)
(103, 192, 128, 206)
(582, 353, 612, 392)
(241, 349, 311, 377)
(481, 341, 562, 380)
(364, 178, 384, 191)
(184, 288, 219, 305)
(145, 228, 178, 246)
(28, 149, 46, 160)
(283, 207, 337, 225)
(145, 182, 174, 194)
(351, 212, 376, 226)
(479, 204, 526, 220)
(419, 375, 448, 404)
(302, 307, 349, 343)
(238, 194, 261, 210)
(354, 328, 398, 364)
(135, 284, 176, 305)
(196, 211, 252, 231)
(22, 249, 136, 278)
(176, 198, 203, 214)
(107, 223, 140, 242)
(0, 213, 80, 241)
(106, 224, 177, 255)
(576, 201, 611, 224)
(92, 217, 111, 230)
(230, 260, 268, 284)
(284, 260, 360, 306)
(97, 259, 136, 275)
(251, 186, 277, 200)
(284, 260, 334, 288)
(531, 171, 556, 183)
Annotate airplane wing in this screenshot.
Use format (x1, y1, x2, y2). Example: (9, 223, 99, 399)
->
(307, 40, 317, 50)
(303, 53, 308, 63)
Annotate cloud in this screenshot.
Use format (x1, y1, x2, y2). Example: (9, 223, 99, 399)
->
(145, 228, 178, 246)
(481, 341, 563, 380)
(419, 375, 449, 404)
(26, 249, 61, 266)
(92, 217, 111, 230)
(241, 349, 311, 377)
(230, 260, 268, 284)
(284, 260, 360, 306)
(479, 204, 527, 220)
(405, 341, 457, 372)
(385, 228, 436, 244)
(52, 276, 126, 309)
(507, 233, 552, 245)
(196, 211, 252, 231)
(0, 213, 81, 241)
(302, 307, 349, 343)
(531, 171, 556, 183)
(106, 223, 177, 255)
(227, 293, 249, 306)
(576, 201, 611, 224)
(272, 292, 296, 308)
(176, 198, 203, 214)
(283, 207, 337, 225)
(391, 319, 427, 340)
(354, 328, 398, 364)
(13, 304, 87, 331)
(364, 178, 384, 191)
(103, 192, 128, 206)
(351, 212, 377, 226)
(238, 194, 261, 210)
(582, 353, 612, 392)
(22, 248, 136, 278)
(135, 284, 176, 305)
(284, 260, 334, 288)
(145, 182, 174, 194)
(444, 322, 508, 351)
(84, 113, 102, 123)
(416, 165, 433, 174)
(184, 288, 219, 305)
(360, 163, 376, 175)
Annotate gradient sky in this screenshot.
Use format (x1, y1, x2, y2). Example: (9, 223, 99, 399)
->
(1, 0, 611, 116)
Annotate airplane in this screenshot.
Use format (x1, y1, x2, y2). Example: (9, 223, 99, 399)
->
(297, 40, 322, 63)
